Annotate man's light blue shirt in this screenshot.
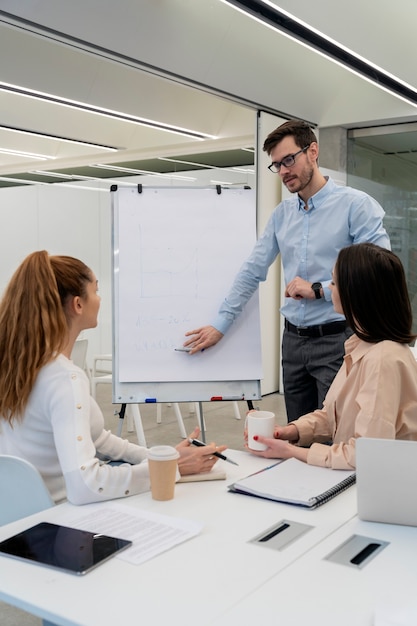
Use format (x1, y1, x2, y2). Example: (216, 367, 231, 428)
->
(213, 177, 390, 333)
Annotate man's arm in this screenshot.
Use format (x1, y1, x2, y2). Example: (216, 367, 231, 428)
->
(184, 212, 281, 353)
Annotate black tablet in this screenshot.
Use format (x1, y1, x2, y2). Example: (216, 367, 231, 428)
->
(0, 521, 132, 575)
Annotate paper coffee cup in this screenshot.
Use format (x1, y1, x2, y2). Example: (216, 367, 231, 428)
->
(148, 445, 180, 501)
(246, 410, 275, 451)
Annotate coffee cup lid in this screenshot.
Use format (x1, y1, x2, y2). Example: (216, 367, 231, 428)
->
(148, 445, 180, 461)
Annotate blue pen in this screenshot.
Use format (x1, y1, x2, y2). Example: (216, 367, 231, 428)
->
(145, 398, 157, 403)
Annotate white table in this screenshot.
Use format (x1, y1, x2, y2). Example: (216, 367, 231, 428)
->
(214, 515, 417, 625)
(0, 451, 357, 626)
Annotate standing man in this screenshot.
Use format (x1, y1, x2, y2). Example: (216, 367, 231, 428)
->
(184, 120, 390, 422)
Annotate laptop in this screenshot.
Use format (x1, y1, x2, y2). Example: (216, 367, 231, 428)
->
(356, 438, 417, 526)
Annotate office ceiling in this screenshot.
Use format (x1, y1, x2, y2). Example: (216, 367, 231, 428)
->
(0, 0, 416, 188)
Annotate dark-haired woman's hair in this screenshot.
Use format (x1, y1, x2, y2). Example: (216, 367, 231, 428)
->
(0, 251, 93, 422)
(263, 119, 318, 156)
(335, 243, 415, 344)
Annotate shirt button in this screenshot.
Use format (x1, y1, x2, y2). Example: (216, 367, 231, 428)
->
(77, 435, 83, 441)
(80, 465, 86, 470)
(124, 490, 130, 495)
(71, 374, 77, 379)
(76, 404, 82, 409)
(98, 487, 103, 492)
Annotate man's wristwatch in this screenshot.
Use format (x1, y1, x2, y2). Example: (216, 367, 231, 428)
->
(311, 282, 323, 299)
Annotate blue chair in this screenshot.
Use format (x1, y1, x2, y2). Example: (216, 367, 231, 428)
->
(0, 455, 58, 625)
(0, 454, 54, 526)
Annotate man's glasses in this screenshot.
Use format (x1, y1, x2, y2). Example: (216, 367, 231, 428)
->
(268, 145, 310, 173)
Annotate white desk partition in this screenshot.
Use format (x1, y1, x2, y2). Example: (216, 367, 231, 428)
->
(215, 515, 417, 626)
(0, 451, 357, 626)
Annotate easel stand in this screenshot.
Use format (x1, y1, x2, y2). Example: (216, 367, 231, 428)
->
(116, 403, 147, 447)
(199, 401, 253, 442)
(117, 401, 208, 444)
(116, 403, 127, 433)
(116, 399, 250, 446)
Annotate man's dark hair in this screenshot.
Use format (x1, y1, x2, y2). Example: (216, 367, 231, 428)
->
(263, 120, 318, 156)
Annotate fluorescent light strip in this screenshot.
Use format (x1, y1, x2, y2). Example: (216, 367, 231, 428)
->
(0, 125, 117, 152)
(158, 157, 216, 169)
(29, 171, 96, 180)
(92, 163, 196, 181)
(258, 1, 416, 93)
(0, 147, 55, 160)
(92, 164, 155, 175)
(159, 157, 254, 174)
(0, 82, 216, 140)
(29, 171, 74, 179)
(0, 176, 45, 185)
(231, 166, 255, 173)
(219, 0, 417, 108)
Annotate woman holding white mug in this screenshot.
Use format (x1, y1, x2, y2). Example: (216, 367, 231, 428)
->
(246, 243, 417, 470)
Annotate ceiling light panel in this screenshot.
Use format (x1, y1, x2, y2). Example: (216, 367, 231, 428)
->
(219, 0, 417, 107)
(0, 82, 215, 139)
(260, 0, 416, 91)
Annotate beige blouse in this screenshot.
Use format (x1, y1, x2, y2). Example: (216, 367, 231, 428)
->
(293, 334, 417, 469)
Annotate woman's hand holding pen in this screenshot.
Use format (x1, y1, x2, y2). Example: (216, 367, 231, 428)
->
(183, 325, 223, 354)
(176, 427, 227, 475)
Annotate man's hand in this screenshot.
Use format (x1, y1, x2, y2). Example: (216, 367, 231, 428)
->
(285, 276, 316, 300)
(183, 325, 223, 354)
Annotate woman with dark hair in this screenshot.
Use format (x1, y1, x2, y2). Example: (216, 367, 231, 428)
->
(0, 251, 226, 504)
(247, 243, 417, 469)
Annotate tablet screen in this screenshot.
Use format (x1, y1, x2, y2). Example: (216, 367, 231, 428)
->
(0, 522, 132, 575)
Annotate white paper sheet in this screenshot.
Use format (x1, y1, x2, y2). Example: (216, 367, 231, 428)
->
(64, 501, 203, 565)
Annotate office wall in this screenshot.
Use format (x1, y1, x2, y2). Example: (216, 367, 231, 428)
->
(0, 184, 111, 360)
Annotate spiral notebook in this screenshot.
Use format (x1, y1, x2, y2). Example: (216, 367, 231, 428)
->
(228, 458, 355, 509)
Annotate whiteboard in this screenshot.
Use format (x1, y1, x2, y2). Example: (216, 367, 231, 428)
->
(112, 186, 262, 403)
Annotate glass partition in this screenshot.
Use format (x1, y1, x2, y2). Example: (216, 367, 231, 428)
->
(347, 126, 417, 334)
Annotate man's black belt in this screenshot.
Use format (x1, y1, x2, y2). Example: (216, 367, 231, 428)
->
(285, 319, 346, 337)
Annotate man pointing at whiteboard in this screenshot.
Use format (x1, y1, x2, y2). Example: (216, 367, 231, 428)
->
(183, 120, 390, 422)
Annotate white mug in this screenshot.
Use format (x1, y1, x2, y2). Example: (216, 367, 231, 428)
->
(245, 410, 275, 451)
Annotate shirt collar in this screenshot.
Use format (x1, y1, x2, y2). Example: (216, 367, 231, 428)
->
(343, 333, 375, 374)
(297, 175, 332, 212)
